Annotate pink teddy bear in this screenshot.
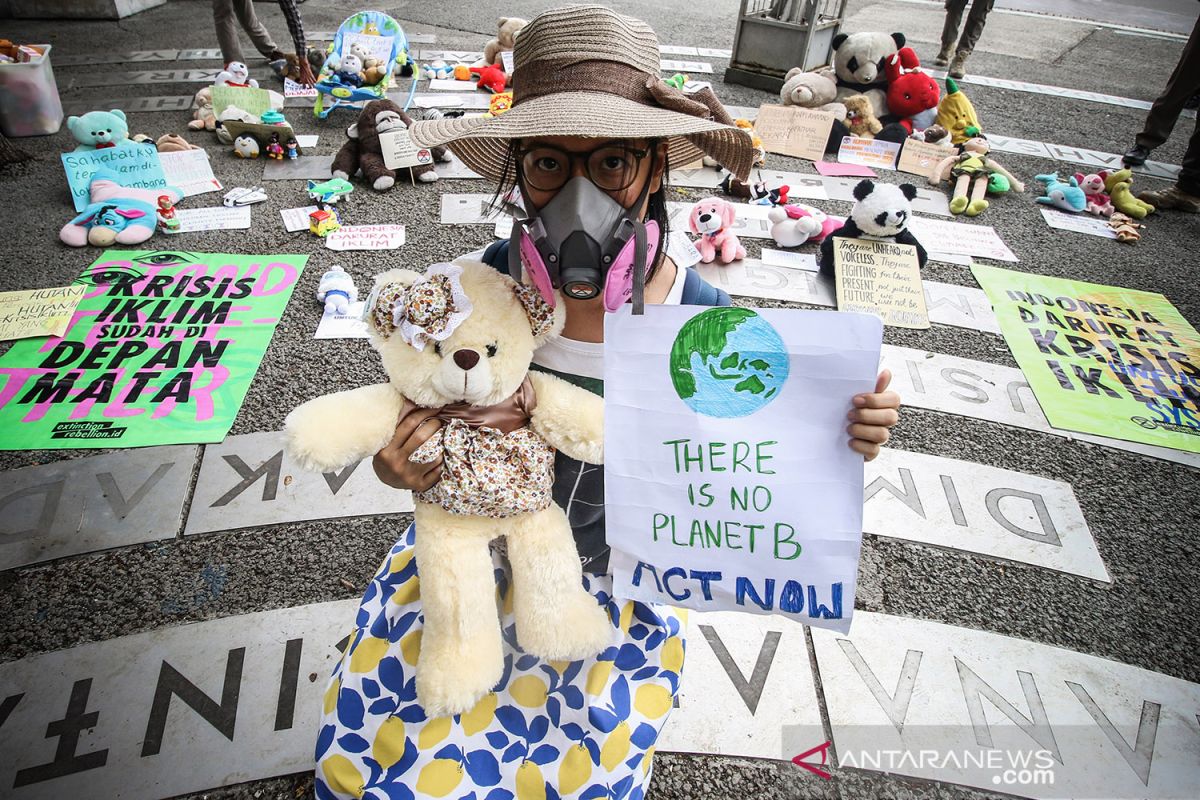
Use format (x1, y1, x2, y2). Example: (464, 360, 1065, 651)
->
(1074, 172, 1113, 217)
(688, 197, 746, 264)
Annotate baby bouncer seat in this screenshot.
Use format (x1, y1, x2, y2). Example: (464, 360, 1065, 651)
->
(314, 10, 413, 119)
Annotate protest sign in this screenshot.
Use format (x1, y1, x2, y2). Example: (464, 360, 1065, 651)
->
(283, 77, 317, 98)
(211, 85, 275, 117)
(754, 104, 835, 161)
(0, 287, 87, 342)
(158, 149, 221, 197)
(0, 251, 305, 450)
(169, 205, 252, 233)
(837, 136, 900, 170)
(379, 129, 434, 170)
(897, 138, 955, 178)
(604, 306, 882, 632)
(833, 238, 929, 328)
(61, 146, 167, 212)
(907, 216, 1018, 261)
(325, 225, 406, 250)
(972, 265, 1200, 453)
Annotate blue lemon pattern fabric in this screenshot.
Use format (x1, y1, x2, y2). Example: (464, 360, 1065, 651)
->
(315, 524, 686, 800)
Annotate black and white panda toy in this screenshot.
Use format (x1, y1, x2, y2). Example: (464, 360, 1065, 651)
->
(818, 179, 928, 278)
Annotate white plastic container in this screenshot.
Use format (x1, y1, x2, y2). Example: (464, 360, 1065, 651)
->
(0, 44, 64, 137)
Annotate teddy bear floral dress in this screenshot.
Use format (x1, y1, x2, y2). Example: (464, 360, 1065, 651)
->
(314, 255, 721, 800)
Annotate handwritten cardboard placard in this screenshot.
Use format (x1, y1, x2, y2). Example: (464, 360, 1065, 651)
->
(604, 305, 883, 633)
(211, 85, 275, 117)
(833, 238, 929, 329)
(61, 146, 167, 212)
(325, 224, 406, 250)
(838, 136, 901, 170)
(897, 138, 955, 178)
(379, 129, 435, 170)
(754, 104, 835, 161)
(0, 286, 87, 342)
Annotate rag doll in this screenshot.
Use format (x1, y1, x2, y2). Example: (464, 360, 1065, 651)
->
(284, 261, 610, 716)
(930, 131, 1023, 216)
(689, 198, 746, 263)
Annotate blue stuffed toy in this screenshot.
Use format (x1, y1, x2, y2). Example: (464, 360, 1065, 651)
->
(1034, 173, 1088, 213)
(59, 168, 179, 247)
(67, 109, 135, 152)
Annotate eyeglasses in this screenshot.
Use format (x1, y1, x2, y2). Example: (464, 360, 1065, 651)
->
(516, 142, 650, 193)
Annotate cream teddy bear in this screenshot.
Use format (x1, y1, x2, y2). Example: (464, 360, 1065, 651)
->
(779, 66, 847, 120)
(484, 17, 527, 66)
(284, 261, 611, 716)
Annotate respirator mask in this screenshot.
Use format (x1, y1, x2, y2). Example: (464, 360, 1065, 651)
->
(507, 153, 660, 313)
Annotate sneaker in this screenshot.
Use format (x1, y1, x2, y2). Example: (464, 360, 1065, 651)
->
(934, 45, 952, 66)
(1137, 186, 1200, 213)
(948, 50, 969, 78)
(1122, 144, 1151, 167)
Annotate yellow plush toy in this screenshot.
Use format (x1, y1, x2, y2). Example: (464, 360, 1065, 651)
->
(935, 77, 981, 145)
(1103, 169, 1155, 218)
(284, 261, 610, 717)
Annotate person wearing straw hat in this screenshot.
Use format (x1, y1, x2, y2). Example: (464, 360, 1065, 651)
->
(315, 7, 901, 798)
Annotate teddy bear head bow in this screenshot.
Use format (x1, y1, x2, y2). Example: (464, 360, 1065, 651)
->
(366, 263, 474, 350)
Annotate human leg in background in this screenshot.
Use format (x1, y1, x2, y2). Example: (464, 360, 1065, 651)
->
(1124, 16, 1200, 167)
(230, 0, 285, 61)
(949, 0, 995, 78)
(212, 0, 246, 65)
(937, 0, 968, 65)
(1137, 119, 1200, 212)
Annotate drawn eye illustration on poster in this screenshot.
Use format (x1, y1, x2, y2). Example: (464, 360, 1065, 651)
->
(604, 305, 882, 632)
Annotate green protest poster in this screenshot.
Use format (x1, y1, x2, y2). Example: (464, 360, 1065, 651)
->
(972, 264, 1200, 453)
(0, 250, 306, 450)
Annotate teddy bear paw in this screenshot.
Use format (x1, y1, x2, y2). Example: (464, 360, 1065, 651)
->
(417, 171, 439, 183)
(518, 593, 612, 661)
(373, 175, 395, 191)
(417, 653, 502, 717)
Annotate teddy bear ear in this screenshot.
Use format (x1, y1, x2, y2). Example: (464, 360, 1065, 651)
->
(110, 109, 126, 122)
(513, 282, 562, 343)
(852, 179, 875, 201)
(891, 33, 906, 49)
(898, 183, 918, 201)
(832, 33, 847, 50)
(784, 67, 802, 81)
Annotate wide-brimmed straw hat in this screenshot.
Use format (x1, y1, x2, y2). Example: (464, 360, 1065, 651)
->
(408, 4, 755, 182)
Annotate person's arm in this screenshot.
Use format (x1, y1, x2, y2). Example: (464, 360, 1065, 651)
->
(277, 0, 315, 84)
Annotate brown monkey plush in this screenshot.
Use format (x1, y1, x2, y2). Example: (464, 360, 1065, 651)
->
(331, 99, 451, 191)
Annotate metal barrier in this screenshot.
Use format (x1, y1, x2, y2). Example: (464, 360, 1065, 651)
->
(725, 0, 849, 92)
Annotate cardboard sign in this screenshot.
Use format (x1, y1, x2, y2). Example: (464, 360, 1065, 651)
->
(972, 264, 1200, 454)
(325, 224, 406, 250)
(837, 136, 901, 170)
(754, 104, 835, 161)
(833, 239, 929, 329)
(61, 146, 167, 212)
(379, 129, 435, 169)
(0, 251, 305, 450)
(604, 305, 882, 632)
(897, 138, 955, 178)
(0, 286, 87, 342)
(283, 78, 317, 98)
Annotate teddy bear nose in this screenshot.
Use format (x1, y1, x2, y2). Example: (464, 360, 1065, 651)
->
(699, 213, 711, 223)
(453, 349, 480, 370)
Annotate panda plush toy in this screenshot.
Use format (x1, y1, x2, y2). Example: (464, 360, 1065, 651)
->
(829, 31, 912, 146)
(818, 180, 928, 278)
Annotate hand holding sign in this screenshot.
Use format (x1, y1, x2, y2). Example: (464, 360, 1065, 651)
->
(604, 306, 882, 632)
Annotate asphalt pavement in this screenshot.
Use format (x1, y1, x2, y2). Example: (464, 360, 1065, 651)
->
(1, 0, 1198, 798)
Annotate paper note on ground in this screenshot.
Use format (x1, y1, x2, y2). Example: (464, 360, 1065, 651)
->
(441, 193, 501, 224)
(428, 78, 478, 91)
(834, 238, 929, 329)
(0, 286, 87, 342)
(761, 249, 817, 271)
(907, 217, 1017, 261)
(170, 205, 251, 232)
(159, 149, 221, 197)
(280, 205, 319, 233)
(837, 136, 900, 170)
(815, 160, 876, 177)
(897, 138, 955, 177)
(283, 77, 317, 97)
(1040, 207, 1118, 239)
(325, 225, 406, 250)
(972, 264, 1200, 453)
(316, 301, 370, 339)
(604, 305, 882, 633)
(755, 104, 835, 161)
(295, 134, 318, 149)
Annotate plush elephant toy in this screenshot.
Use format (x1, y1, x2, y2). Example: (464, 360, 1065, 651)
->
(331, 99, 451, 191)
